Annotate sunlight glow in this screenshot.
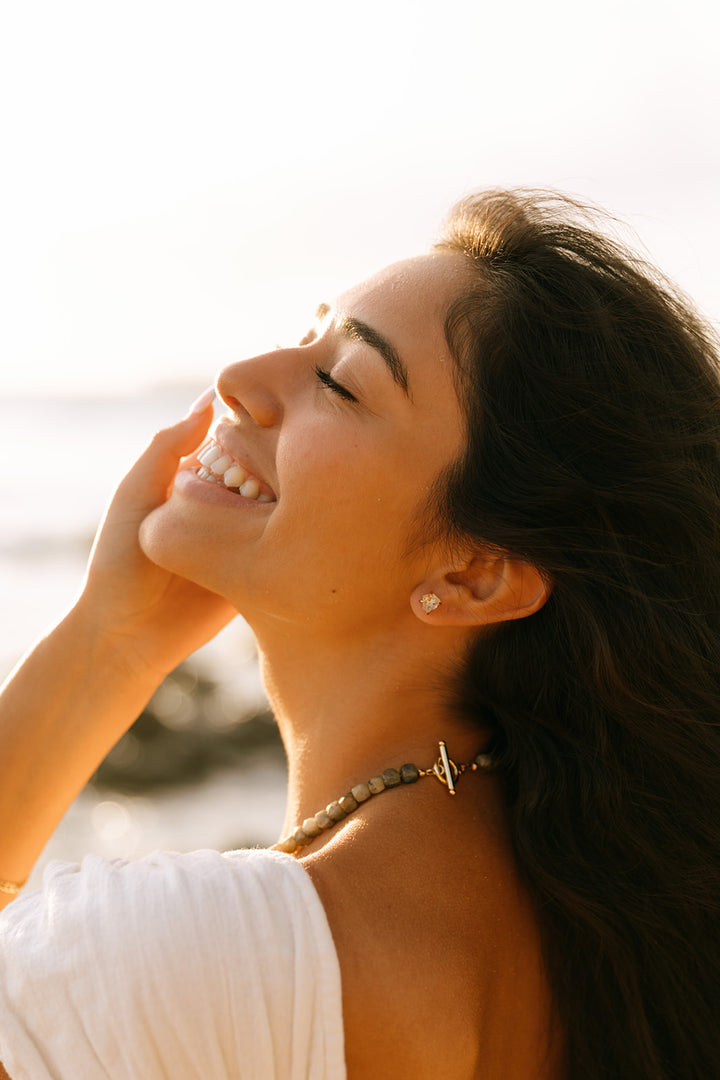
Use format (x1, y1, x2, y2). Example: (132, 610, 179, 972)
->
(1, 0, 718, 395)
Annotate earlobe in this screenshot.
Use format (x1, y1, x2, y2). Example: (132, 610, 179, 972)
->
(412, 553, 550, 628)
(419, 592, 442, 614)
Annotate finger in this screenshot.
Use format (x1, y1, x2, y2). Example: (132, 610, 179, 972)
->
(116, 387, 217, 510)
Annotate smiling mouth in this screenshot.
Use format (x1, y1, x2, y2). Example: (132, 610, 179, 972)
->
(195, 439, 275, 502)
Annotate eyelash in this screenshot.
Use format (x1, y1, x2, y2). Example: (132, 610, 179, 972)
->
(314, 365, 357, 403)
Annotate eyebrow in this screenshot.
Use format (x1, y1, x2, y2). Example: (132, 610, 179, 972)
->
(314, 303, 410, 396)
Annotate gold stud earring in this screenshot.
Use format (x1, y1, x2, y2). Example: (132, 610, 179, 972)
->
(420, 592, 441, 614)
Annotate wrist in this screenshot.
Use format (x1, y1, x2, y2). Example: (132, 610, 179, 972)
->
(67, 612, 203, 693)
(58, 601, 168, 703)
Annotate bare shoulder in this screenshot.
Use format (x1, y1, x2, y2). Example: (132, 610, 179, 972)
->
(302, 782, 561, 1080)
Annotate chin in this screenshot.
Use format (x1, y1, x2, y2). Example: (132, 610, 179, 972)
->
(139, 499, 259, 616)
(139, 501, 220, 589)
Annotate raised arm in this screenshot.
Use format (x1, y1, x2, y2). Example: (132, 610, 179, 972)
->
(0, 391, 237, 908)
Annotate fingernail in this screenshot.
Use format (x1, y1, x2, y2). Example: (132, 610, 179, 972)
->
(188, 386, 216, 415)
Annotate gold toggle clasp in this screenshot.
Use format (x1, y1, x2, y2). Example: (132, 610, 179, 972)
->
(432, 740, 459, 795)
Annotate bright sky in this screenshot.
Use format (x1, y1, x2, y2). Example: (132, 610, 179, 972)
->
(1, 0, 718, 396)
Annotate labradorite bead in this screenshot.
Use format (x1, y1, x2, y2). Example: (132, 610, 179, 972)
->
(315, 809, 332, 829)
(400, 763, 420, 784)
(351, 783, 371, 803)
(277, 836, 298, 854)
(302, 817, 322, 838)
(326, 801, 346, 822)
(475, 753, 495, 771)
(339, 793, 359, 813)
(368, 775, 385, 794)
(382, 768, 401, 788)
(293, 826, 312, 846)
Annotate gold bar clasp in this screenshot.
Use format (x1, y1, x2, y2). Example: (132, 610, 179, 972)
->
(432, 740, 459, 795)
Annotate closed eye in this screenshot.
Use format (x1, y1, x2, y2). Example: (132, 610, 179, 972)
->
(314, 365, 358, 404)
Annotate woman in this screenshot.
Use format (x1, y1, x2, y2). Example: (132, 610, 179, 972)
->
(1, 189, 718, 1079)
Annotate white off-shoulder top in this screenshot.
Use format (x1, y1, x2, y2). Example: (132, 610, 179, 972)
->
(0, 847, 346, 1079)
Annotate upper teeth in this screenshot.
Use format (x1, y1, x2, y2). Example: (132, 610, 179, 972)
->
(196, 440, 274, 502)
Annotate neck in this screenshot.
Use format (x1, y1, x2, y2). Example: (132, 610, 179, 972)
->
(252, 621, 489, 840)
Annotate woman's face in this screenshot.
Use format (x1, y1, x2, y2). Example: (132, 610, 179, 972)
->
(140, 251, 473, 636)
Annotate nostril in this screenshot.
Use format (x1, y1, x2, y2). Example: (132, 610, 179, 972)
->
(220, 393, 249, 418)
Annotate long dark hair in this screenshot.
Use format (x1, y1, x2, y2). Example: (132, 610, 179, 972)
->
(434, 189, 720, 1079)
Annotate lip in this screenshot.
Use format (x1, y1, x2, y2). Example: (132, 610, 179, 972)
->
(173, 467, 275, 509)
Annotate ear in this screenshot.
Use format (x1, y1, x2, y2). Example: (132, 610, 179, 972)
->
(411, 550, 550, 628)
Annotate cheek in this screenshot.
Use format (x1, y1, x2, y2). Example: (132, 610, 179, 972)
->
(279, 445, 391, 539)
(273, 463, 415, 589)
(287, 422, 436, 559)
(274, 427, 366, 524)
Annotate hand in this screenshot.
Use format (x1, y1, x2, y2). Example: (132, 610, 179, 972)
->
(76, 390, 238, 679)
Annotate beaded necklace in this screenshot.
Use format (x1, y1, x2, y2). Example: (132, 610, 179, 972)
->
(275, 740, 496, 856)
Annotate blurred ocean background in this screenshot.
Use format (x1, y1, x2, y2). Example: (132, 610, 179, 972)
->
(0, 389, 287, 889)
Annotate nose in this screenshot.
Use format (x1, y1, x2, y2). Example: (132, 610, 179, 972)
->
(216, 348, 299, 427)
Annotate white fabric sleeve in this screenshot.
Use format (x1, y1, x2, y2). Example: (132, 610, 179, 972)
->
(0, 848, 346, 1080)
